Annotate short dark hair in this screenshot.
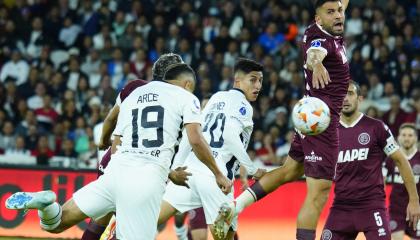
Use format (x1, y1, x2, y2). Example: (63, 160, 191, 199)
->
(349, 80, 361, 96)
(152, 53, 184, 80)
(233, 58, 264, 74)
(164, 63, 196, 82)
(315, 0, 341, 10)
(399, 123, 418, 136)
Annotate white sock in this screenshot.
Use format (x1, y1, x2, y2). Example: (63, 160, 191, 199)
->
(174, 224, 188, 240)
(235, 189, 256, 214)
(38, 202, 62, 231)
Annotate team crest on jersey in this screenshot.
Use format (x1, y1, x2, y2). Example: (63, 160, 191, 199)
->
(321, 229, 332, 240)
(239, 107, 246, 116)
(358, 132, 370, 145)
(413, 164, 420, 175)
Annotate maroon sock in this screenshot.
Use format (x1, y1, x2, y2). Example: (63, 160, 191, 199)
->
(81, 220, 106, 240)
(296, 228, 315, 240)
(249, 181, 268, 201)
(234, 232, 239, 240)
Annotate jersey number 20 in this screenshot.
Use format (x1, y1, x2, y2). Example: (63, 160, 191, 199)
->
(203, 113, 226, 148)
(131, 106, 164, 148)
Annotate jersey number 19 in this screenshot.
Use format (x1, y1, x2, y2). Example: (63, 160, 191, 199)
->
(131, 106, 164, 148)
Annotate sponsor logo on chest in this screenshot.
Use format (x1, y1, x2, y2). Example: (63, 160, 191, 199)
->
(337, 148, 369, 163)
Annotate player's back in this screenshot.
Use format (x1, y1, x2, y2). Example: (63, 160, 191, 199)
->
(334, 114, 397, 209)
(185, 89, 253, 179)
(114, 80, 201, 169)
(302, 23, 350, 117)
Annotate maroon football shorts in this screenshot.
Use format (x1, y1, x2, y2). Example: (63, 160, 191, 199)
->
(289, 115, 339, 180)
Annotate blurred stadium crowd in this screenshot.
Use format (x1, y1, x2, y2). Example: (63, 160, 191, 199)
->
(0, 0, 419, 168)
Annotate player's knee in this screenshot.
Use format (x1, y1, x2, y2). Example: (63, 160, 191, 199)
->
(311, 187, 330, 208)
(191, 231, 207, 240)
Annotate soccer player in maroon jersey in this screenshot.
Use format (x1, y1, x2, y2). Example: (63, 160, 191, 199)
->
(385, 123, 420, 240)
(214, 1, 351, 239)
(320, 81, 420, 240)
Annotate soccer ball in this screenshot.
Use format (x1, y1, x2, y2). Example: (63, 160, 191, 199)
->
(292, 97, 331, 136)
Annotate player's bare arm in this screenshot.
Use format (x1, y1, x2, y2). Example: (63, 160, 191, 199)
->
(390, 150, 420, 230)
(185, 122, 232, 194)
(99, 104, 120, 150)
(342, 0, 349, 11)
(306, 49, 330, 89)
(168, 166, 192, 188)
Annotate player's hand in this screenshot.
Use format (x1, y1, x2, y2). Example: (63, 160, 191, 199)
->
(215, 173, 233, 194)
(240, 177, 249, 191)
(169, 166, 192, 188)
(252, 168, 267, 180)
(98, 138, 111, 150)
(312, 63, 331, 89)
(406, 199, 420, 230)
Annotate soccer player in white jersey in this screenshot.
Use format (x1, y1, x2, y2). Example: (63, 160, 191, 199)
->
(83, 53, 192, 240)
(5, 63, 232, 239)
(157, 58, 267, 240)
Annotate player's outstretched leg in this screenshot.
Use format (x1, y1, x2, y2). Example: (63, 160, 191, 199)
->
(5, 190, 89, 233)
(296, 177, 332, 240)
(214, 156, 304, 237)
(81, 213, 113, 240)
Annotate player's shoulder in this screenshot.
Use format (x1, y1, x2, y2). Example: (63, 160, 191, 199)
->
(413, 151, 420, 162)
(303, 22, 337, 44)
(228, 91, 253, 120)
(120, 79, 148, 102)
(361, 114, 385, 127)
(362, 115, 393, 135)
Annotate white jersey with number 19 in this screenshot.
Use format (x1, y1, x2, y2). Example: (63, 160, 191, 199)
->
(181, 89, 257, 179)
(114, 80, 202, 170)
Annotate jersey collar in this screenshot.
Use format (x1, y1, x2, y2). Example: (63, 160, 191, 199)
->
(230, 88, 246, 98)
(315, 23, 342, 40)
(403, 149, 418, 161)
(340, 113, 364, 128)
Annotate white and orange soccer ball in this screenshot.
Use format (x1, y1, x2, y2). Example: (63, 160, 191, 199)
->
(292, 97, 331, 136)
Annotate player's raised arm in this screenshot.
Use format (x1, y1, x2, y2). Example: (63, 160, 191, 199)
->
(342, 0, 349, 11)
(389, 150, 420, 229)
(185, 123, 232, 194)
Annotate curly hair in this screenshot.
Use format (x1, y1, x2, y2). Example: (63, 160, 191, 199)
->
(152, 53, 184, 80)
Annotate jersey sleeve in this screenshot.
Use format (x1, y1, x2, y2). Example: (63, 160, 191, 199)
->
(223, 103, 256, 175)
(223, 117, 257, 176)
(306, 38, 330, 56)
(303, 26, 333, 56)
(231, 102, 253, 129)
(182, 94, 202, 124)
(378, 122, 400, 156)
